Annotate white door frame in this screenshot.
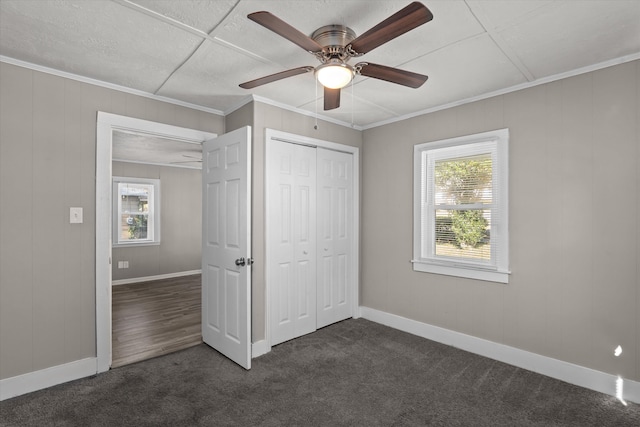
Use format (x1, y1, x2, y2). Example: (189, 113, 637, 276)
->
(95, 112, 216, 373)
(264, 128, 360, 353)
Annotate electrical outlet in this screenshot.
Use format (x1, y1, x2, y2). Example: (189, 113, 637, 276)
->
(123, 261, 129, 268)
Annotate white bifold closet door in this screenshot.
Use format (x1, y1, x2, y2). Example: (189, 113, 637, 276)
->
(316, 147, 353, 329)
(268, 140, 353, 346)
(269, 142, 318, 346)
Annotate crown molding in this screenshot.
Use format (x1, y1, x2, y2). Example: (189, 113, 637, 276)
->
(0, 55, 362, 130)
(248, 95, 364, 131)
(4, 52, 639, 132)
(361, 52, 640, 130)
(0, 56, 225, 116)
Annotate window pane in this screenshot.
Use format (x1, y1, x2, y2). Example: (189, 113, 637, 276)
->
(434, 209, 491, 261)
(120, 214, 148, 240)
(118, 182, 152, 242)
(435, 154, 492, 205)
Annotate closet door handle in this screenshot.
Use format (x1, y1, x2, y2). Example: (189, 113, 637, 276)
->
(235, 257, 246, 267)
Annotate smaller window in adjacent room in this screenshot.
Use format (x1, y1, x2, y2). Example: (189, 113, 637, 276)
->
(413, 129, 509, 283)
(112, 177, 160, 247)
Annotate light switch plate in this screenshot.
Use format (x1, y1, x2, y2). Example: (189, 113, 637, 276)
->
(70, 207, 83, 224)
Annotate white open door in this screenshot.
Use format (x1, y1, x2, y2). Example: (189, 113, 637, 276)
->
(202, 126, 252, 369)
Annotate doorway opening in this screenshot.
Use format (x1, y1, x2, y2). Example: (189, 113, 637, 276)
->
(96, 112, 217, 372)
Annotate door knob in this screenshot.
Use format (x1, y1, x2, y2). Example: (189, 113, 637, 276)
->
(235, 257, 246, 267)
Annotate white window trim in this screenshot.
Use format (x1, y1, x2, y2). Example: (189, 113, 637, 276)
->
(413, 128, 509, 283)
(112, 176, 161, 247)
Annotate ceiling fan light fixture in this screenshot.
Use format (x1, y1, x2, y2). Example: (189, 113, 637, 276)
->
(315, 61, 354, 89)
(241, 2, 433, 109)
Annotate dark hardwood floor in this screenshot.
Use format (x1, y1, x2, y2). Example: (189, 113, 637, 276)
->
(111, 274, 202, 368)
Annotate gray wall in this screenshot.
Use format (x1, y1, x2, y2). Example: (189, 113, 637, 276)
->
(111, 162, 202, 281)
(361, 60, 640, 381)
(0, 62, 224, 380)
(3, 55, 636, 386)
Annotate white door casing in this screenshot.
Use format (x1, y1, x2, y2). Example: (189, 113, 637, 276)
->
(268, 141, 317, 346)
(202, 126, 252, 370)
(317, 148, 354, 328)
(96, 112, 217, 373)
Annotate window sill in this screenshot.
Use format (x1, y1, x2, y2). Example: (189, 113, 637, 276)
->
(113, 241, 160, 249)
(412, 260, 509, 284)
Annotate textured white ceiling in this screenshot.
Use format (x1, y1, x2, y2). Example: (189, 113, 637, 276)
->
(1, 0, 639, 132)
(112, 130, 203, 168)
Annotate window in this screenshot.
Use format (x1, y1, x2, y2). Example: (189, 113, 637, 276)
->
(413, 129, 509, 283)
(112, 177, 160, 247)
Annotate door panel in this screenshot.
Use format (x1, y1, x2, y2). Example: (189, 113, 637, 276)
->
(338, 253, 347, 304)
(277, 263, 292, 324)
(225, 269, 240, 342)
(317, 148, 353, 328)
(268, 141, 317, 346)
(206, 184, 220, 246)
(320, 256, 333, 310)
(206, 265, 221, 330)
(225, 178, 240, 248)
(202, 126, 251, 369)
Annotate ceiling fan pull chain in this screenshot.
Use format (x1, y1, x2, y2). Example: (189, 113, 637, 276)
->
(351, 78, 354, 127)
(314, 78, 319, 130)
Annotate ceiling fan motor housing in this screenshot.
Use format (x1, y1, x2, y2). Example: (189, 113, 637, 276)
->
(311, 25, 357, 62)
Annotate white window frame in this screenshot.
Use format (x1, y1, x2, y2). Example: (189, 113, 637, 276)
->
(413, 128, 509, 283)
(112, 176, 161, 247)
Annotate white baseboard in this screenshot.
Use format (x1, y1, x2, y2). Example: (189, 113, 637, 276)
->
(359, 306, 640, 404)
(112, 269, 202, 286)
(252, 340, 270, 359)
(0, 357, 97, 401)
(2, 339, 265, 401)
(7, 312, 637, 404)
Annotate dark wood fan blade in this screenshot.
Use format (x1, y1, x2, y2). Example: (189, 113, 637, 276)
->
(239, 66, 314, 89)
(324, 87, 341, 110)
(348, 2, 433, 55)
(248, 11, 323, 53)
(357, 62, 427, 88)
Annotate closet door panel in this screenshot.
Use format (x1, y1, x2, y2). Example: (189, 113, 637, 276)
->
(268, 141, 317, 345)
(317, 148, 353, 328)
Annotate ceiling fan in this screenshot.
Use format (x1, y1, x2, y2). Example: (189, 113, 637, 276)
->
(239, 1, 433, 110)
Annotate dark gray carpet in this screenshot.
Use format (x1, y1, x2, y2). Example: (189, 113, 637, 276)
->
(1, 319, 639, 426)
